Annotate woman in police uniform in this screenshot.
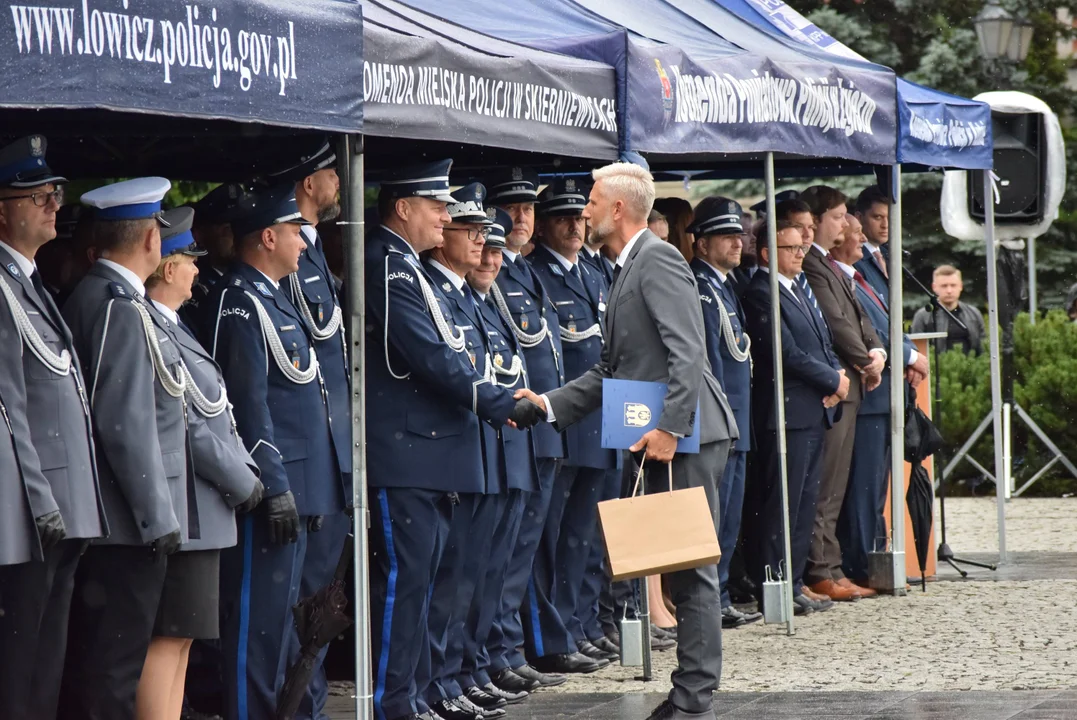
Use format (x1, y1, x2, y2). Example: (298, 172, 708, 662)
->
(139, 207, 263, 720)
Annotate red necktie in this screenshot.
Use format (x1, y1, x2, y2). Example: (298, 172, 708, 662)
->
(874, 249, 889, 278)
(855, 270, 886, 311)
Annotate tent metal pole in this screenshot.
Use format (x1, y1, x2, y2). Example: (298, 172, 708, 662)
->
(983, 171, 1008, 564)
(888, 166, 907, 594)
(339, 134, 373, 719)
(1028, 235, 1037, 324)
(764, 152, 795, 636)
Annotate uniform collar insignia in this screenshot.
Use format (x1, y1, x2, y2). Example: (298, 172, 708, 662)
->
(443, 282, 452, 292)
(548, 263, 563, 277)
(254, 280, 273, 298)
(5, 263, 19, 279)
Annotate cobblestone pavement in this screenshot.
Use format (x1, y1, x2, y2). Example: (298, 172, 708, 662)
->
(934, 496, 1077, 554)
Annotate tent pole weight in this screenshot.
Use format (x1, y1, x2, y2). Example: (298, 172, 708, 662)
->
(339, 134, 374, 720)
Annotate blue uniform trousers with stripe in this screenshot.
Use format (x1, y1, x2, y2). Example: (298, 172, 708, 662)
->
(487, 458, 558, 672)
(838, 416, 890, 581)
(572, 466, 621, 643)
(220, 514, 307, 720)
(524, 464, 606, 659)
(459, 491, 522, 689)
(718, 451, 748, 608)
(291, 511, 351, 720)
(419, 493, 496, 707)
(369, 488, 453, 720)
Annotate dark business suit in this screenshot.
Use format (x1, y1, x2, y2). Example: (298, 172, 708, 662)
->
(545, 230, 736, 715)
(742, 270, 841, 599)
(801, 246, 882, 586)
(837, 277, 915, 581)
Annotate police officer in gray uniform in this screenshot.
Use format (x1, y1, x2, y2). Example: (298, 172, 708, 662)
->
(0, 136, 106, 720)
(59, 177, 195, 720)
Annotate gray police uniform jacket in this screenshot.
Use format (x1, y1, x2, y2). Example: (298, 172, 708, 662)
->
(0, 383, 46, 565)
(546, 230, 737, 446)
(62, 262, 193, 546)
(168, 311, 260, 551)
(0, 249, 106, 557)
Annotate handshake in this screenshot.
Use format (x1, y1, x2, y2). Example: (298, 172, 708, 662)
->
(508, 389, 548, 429)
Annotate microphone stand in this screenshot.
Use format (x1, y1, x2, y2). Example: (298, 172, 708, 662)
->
(901, 265, 996, 575)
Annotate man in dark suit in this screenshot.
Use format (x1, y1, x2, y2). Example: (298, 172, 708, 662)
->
(742, 223, 849, 618)
(515, 162, 737, 720)
(796, 187, 886, 603)
(688, 197, 761, 630)
(830, 215, 926, 587)
(853, 186, 890, 299)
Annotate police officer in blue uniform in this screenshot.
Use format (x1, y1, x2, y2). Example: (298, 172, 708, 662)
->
(482, 167, 569, 692)
(689, 197, 763, 629)
(419, 184, 512, 720)
(270, 138, 353, 720)
(199, 184, 345, 720)
(463, 208, 542, 705)
(526, 178, 618, 673)
(366, 161, 520, 720)
(181, 182, 248, 330)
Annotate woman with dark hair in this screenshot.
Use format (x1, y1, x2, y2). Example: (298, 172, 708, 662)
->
(653, 196, 694, 262)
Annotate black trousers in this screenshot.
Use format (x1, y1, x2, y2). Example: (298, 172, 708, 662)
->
(0, 539, 84, 720)
(58, 544, 168, 720)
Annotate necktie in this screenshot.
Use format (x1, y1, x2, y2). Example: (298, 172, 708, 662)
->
(30, 270, 62, 328)
(796, 273, 822, 318)
(570, 263, 582, 283)
(854, 270, 886, 311)
(874, 249, 889, 278)
(825, 254, 846, 281)
(514, 255, 528, 272)
(611, 264, 622, 291)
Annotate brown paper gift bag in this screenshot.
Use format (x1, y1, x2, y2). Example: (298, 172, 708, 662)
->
(597, 459, 722, 582)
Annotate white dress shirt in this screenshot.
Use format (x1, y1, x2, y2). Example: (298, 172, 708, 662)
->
(98, 258, 147, 297)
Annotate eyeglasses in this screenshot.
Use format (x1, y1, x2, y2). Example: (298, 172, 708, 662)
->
(781, 222, 816, 233)
(0, 187, 64, 207)
(444, 226, 491, 241)
(776, 244, 807, 256)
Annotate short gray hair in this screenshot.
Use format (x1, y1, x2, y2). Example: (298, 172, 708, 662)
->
(592, 162, 655, 221)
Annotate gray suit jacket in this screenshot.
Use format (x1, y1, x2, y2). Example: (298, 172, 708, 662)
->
(171, 319, 260, 551)
(0, 376, 44, 565)
(62, 262, 191, 546)
(546, 230, 737, 447)
(0, 248, 106, 546)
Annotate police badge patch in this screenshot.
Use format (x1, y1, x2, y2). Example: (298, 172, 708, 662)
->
(5, 263, 20, 279)
(520, 314, 529, 330)
(254, 281, 273, 298)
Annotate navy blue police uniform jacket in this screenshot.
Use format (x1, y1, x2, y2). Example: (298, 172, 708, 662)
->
(692, 258, 752, 453)
(365, 225, 516, 494)
(742, 271, 842, 433)
(479, 290, 539, 494)
(287, 226, 352, 478)
(580, 247, 614, 288)
(424, 261, 509, 496)
(528, 245, 617, 470)
(492, 252, 566, 461)
(200, 262, 346, 516)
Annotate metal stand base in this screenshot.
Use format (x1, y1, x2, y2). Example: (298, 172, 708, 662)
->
(937, 541, 997, 578)
(942, 404, 1077, 497)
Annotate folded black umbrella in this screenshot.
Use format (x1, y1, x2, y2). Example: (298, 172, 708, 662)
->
(277, 537, 354, 720)
(904, 387, 945, 591)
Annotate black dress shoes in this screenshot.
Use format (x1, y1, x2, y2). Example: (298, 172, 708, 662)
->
(482, 682, 529, 705)
(721, 606, 746, 629)
(463, 685, 509, 710)
(644, 700, 716, 719)
(458, 694, 505, 718)
(592, 635, 620, 656)
(531, 652, 608, 674)
(578, 639, 618, 662)
(511, 663, 567, 688)
(492, 667, 538, 692)
(649, 627, 676, 651)
(433, 698, 483, 720)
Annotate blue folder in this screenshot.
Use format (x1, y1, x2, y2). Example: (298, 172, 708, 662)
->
(601, 378, 700, 454)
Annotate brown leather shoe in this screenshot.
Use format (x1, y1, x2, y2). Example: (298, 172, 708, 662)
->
(809, 579, 860, 601)
(838, 577, 877, 598)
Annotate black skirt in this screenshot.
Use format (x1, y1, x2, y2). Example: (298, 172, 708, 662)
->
(153, 549, 220, 640)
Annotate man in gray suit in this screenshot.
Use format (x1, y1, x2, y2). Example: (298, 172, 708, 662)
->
(513, 162, 737, 720)
(0, 136, 107, 720)
(58, 178, 194, 720)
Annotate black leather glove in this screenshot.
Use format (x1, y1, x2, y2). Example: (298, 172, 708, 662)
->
(35, 510, 66, 552)
(265, 491, 300, 545)
(235, 479, 266, 514)
(151, 529, 182, 562)
(308, 515, 324, 533)
(509, 398, 547, 429)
